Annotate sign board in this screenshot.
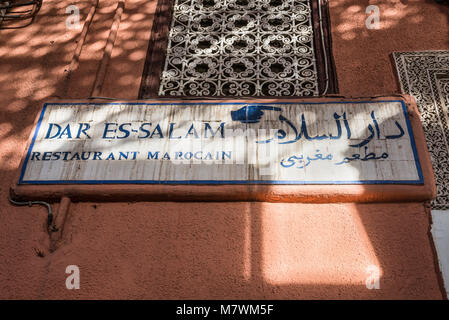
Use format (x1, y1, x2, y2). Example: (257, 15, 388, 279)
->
(19, 100, 423, 185)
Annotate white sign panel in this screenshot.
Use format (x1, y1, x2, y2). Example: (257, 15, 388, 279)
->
(19, 101, 423, 184)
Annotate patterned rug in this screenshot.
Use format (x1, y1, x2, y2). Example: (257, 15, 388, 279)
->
(393, 51, 449, 210)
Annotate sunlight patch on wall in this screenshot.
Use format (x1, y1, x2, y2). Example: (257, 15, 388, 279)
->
(261, 203, 381, 285)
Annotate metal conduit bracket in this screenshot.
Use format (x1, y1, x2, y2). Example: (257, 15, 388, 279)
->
(8, 192, 54, 229)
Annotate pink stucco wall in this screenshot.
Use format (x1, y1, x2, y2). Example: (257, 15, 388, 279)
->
(0, 0, 447, 299)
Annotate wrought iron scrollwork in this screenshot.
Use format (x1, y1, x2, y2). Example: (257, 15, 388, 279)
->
(0, 0, 42, 29)
(159, 0, 319, 97)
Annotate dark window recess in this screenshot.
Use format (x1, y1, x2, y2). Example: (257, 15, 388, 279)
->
(139, 0, 338, 98)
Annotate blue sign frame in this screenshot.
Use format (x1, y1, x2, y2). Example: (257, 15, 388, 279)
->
(18, 100, 424, 185)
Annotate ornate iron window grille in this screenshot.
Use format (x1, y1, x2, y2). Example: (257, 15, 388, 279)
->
(139, 0, 338, 98)
(0, 0, 42, 29)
